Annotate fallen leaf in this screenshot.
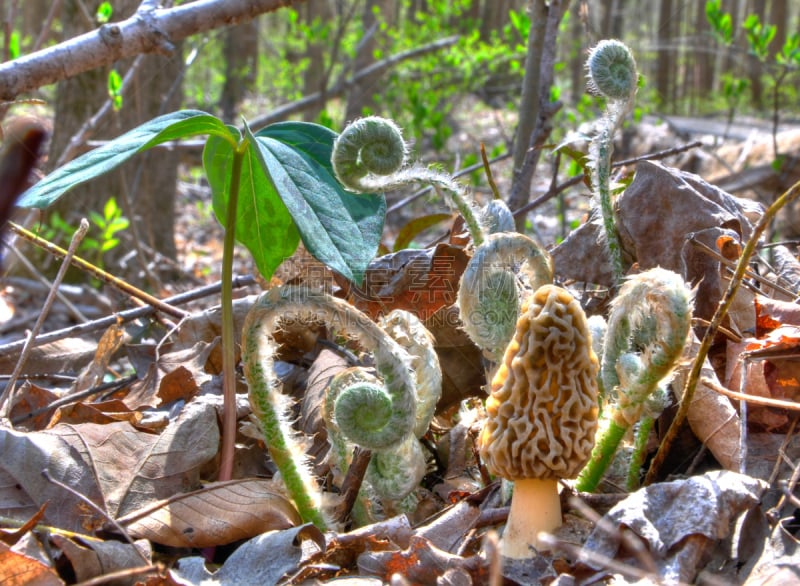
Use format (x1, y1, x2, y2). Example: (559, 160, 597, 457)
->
(579, 471, 766, 584)
(0, 536, 63, 586)
(339, 243, 469, 321)
(51, 534, 151, 584)
(0, 426, 107, 532)
(57, 398, 220, 519)
(170, 524, 325, 585)
(72, 323, 126, 393)
(674, 334, 741, 471)
(124, 340, 217, 409)
(118, 479, 301, 547)
(756, 295, 800, 337)
(358, 534, 490, 584)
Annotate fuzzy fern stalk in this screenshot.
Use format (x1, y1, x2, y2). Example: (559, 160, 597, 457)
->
(325, 310, 441, 508)
(575, 268, 692, 493)
(332, 116, 486, 246)
(586, 39, 639, 285)
(457, 232, 553, 360)
(242, 286, 417, 529)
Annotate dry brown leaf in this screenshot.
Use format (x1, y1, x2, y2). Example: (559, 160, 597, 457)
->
(49, 398, 143, 428)
(424, 305, 485, 409)
(173, 295, 258, 373)
(551, 161, 761, 315)
(118, 478, 301, 547)
(170, 523, 325, 585)
(726, 338, 791, 431)
(51, 534, 151, 584)
(8, 382, 60, 431)
(0, 426, 107, 532)
(579, 471, 766, 584)
(72, 323, 126, 393)
(756, 295, 800, 336)
(0, 336, 97, 376)
(57, 398, 219, 519)
(0, 537, 63, 586)
(124, 340, 217, 409)
(358, 534, 490, 584)
(676, 333, 741, 471)
(339, 243, 469, 321)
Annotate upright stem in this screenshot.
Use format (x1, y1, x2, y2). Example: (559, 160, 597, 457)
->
(218, 143, 246, 482)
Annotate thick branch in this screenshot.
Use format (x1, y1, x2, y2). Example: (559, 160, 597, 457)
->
(0, 0, 304, 101)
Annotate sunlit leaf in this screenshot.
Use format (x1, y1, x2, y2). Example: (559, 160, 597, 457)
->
(18, 110, 231, 209)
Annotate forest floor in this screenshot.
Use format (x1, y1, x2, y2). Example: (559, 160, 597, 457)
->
(1, 106, 800, 585)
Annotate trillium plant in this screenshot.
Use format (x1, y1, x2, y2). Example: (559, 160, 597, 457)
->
(17, 111, 387, 483)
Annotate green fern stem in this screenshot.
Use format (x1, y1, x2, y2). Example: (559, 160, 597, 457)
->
(586, 40, 639, 286)
(242, 287, 417, 527)
(593, 121, 625, 284)
(626, 416, 655, 491)
(575, 417, 628, 493)
(457, 232, 553, 359)
(576, 268, 692, 493)
(332, 116, 486, 246)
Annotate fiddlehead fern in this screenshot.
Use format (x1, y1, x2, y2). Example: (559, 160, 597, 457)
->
(586, 39, 639, 285)
(332, 116, 486, 246)
(457, 232, 553, 360)
(242, 286, 417, 528)
(324, 310, 441, 506)
(575, 268, 692, 493)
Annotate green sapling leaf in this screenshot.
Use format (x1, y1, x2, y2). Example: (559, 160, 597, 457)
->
(204, 129, 300, 283)
(17, 110, 230, 209)
(248, 122, 385, 285)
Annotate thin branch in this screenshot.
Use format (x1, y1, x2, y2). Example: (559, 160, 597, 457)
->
(0, 274, 256, 356)
(248, 35, 460, 130)
(0, 0, 306, 100)
(0, 219, 89, 418)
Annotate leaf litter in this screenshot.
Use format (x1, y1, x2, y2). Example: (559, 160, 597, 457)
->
(2, 146, 800, 585)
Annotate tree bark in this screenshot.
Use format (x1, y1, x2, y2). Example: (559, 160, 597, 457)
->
(655, 0, 674, 109)
(48, 0, 184, 264)
(0, 0, 304, 100)
(507, 0, 569, 230)
(219, 19, 260, 123)
(344, 0, 393, 121)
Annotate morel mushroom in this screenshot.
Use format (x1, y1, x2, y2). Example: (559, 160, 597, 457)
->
(480, 284, 599, 558)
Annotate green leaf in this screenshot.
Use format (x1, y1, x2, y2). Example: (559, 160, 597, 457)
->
(252, 122, 385, 284)
(96, 1, 113, 23)
(18, 110, 230, 209)
(204, 129, 300, 283)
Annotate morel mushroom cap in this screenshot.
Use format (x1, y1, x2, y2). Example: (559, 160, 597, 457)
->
(480, 284, 599, 557)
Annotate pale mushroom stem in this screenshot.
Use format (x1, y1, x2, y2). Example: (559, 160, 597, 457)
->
(503, 478, 561, 558)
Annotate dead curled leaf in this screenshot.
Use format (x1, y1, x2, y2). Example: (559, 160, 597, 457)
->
(118, 479, 301, 547)
(171, 524, 325, 586)
(551, 161, 762, 324)
(579, 470, 766, 584)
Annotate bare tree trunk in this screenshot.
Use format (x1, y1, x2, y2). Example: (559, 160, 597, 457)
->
(655, 0, 674, 109)
(49, 0, 184, 265)
(301, 0, 334, 122)
(746, 0, 766, 111)
(768, 0, 788, 62)
(692, 0, 714, 114)
(508, 0, 570, 230)
(219, 19, 259, 123)
(344, 0, 393, 122)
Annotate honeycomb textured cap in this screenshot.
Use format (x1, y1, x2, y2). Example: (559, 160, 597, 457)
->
(480, 285, 599, 480)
